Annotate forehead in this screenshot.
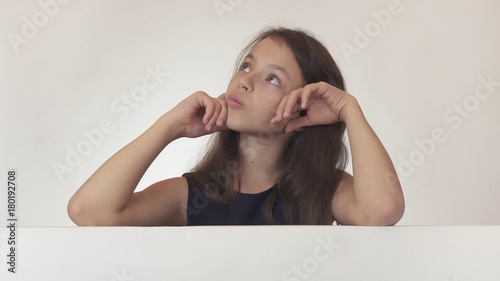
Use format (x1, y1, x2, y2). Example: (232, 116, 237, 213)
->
(248, 37, 304, 86)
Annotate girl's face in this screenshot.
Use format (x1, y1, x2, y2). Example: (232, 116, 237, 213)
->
(225, 37, 305, 134)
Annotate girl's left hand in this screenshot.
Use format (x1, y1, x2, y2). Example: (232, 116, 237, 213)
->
(271, 82, 358, 133)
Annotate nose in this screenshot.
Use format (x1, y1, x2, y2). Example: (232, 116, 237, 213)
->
(238, 73, 254, 93)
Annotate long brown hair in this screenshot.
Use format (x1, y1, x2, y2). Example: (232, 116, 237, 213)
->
(191, 27, 348, 225)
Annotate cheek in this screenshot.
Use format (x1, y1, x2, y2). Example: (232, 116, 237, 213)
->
(257, 96, 285, 126)
(260, 85, 285, 103)
(259, 94, 281, 113)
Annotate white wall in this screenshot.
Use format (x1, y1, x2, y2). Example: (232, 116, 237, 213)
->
(1, 0, 499, 226)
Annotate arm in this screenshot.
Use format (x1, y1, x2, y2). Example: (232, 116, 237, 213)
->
(272, 82, 404, 226)
(332, 100, 404, 226)
(67, 91, 228, 226)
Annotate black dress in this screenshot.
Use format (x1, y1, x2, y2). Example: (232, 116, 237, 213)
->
(183, 173, 288, 225)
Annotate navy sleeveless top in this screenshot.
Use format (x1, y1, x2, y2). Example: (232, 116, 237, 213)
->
(183, 173, 288, 225)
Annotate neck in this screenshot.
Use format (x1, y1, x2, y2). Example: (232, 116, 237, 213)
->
(236, 132, 292, 193)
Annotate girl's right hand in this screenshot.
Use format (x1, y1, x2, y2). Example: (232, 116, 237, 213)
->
(167, 91, 228, 139)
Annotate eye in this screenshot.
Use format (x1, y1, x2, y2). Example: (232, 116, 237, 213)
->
(267, 75, 281, 86)
(240, 62, 250, 72)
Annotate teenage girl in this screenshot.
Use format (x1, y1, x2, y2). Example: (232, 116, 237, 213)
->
(68, 27, 405, 226)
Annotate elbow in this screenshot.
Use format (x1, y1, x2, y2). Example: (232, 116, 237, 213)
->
(67, 196, 108, 226)
(366, 198, 405, 226)
(377, 199, 405, 226)
(67, 196, 90, 226)
(354, 196, 405, 226)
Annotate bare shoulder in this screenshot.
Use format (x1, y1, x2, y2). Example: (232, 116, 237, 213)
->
(118, 177, 189, 226)
(142, 177, 189, 199)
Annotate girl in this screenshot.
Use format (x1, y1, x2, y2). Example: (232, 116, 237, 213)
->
(68, 27, 404, 226)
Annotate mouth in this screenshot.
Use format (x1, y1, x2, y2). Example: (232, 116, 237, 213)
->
(227, 93, 245, 109)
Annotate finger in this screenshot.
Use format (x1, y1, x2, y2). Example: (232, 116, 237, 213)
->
(202, 97, 215, 125)
(283, 88, 303, 118)
(284, 116, 312, 133)
(216, 99, 228, 127)
(207, 101, 222, 130)
(283, 102, 300, 120)
(299, 84, 317, 109)
(217, 92, 227, 100)
(215, 119, 229, 132)
(271, 95, 290, 123)
(301, 82, 327, 109)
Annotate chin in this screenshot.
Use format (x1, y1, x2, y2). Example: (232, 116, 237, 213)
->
(225, 113, 248, 132)
(225, 117, 238, 131)
(226, 114, 285, 135)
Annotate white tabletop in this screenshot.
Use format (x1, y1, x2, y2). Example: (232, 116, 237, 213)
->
(1, 225, 499, 281)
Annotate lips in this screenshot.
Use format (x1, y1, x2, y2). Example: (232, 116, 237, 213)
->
(227, 93, 244, 109)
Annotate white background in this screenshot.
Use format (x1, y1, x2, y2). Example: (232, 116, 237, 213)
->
(1, 0, 499, 226)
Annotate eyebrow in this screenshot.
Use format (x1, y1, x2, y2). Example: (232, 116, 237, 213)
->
(245, 53, 291, 81)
